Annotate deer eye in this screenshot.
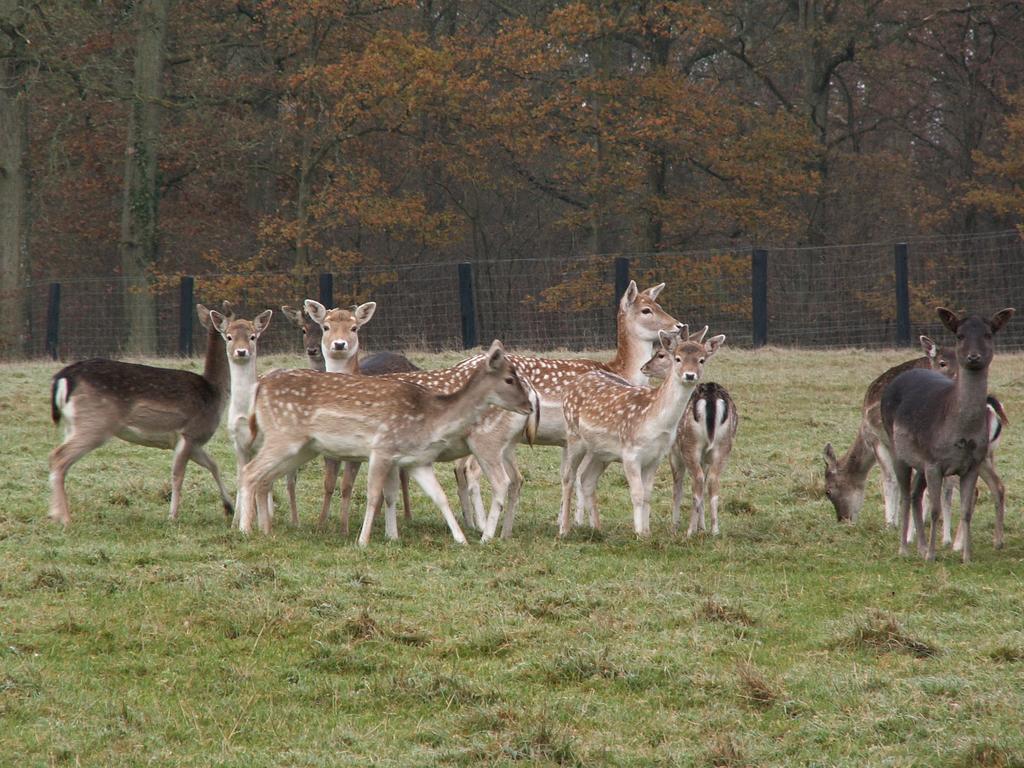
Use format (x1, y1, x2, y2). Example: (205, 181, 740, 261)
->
(641, 308, 652, 315)
(939, 360, 947, 368)
(699, 358, 705, 364)
(352, 326, 358, 332)
(250, 335, 257, 341)
(323, 325, 330, 332)
(226, 334, 233, 341)
(505, 377, 515, 385)
(674, 356, 681, 363)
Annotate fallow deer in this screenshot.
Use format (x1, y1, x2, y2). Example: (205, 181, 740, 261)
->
(881, 307, 1014, 563)
(238, 340, 534, 547)
(559, 328, 726, 537)
(640, 333, 738, 536)
(824, 335, 1007, 548)
(452, 280, 684, 539)
(209, 307, 273, 523)
(48, 303, 235, 524)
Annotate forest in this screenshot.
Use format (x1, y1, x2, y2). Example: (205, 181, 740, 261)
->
(2, 1, 1024, 355)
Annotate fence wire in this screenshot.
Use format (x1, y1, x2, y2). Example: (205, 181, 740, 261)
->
(5, 229, 1023, 361)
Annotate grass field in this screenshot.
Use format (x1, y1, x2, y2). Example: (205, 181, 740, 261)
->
(3, 347, 1024, 767)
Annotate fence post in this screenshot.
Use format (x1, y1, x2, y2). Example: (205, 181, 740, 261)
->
(613, 256, 630, 312)
(752, 249, 768, 348)
(319, 272, 334, 309)
(457, 262, 478, 349)
(894, 242, 911, 347)
(46, 282, 61, 360)
(178, 275, 195, 357)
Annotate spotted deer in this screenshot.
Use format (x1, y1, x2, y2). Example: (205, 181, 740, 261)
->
(640, 332, 738, 536)
(48, 303, 235, 524)
(238, 340, 533, 547)
(559, 328, 726, 537)
(451, 280, 684, 539)
(881, 307, 1014, 563)
(824, 335, 1007, 548)
(209, 306, 273, 524)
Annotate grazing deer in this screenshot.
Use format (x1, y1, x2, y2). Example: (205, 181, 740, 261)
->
(48, 303, 235, 524)
(824, 335, 1007, 547)
(238, 340, 534, 547)
(209, 307, 273, 524)
(640, 335, 738, 536)
(453, 280, 684, 539)
(559, 328, 726, 537)
(881, 307, 1014, 563)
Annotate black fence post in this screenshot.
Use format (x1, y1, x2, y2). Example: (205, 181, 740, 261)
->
(613, 256, 630, 312)
(319, 272, 334, 309)
(178, 275, 195, 357)
(752, 249, 768, 348)
(46, 282, 61, 360)
(894, 242, 911, 347)
(457, 262, 478, 349)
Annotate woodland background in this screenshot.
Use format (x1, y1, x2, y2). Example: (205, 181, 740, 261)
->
(2, 0, 1024, 356)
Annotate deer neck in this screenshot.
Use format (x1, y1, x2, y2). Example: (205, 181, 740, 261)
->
(646, 373, 696, 437)
(201, 327, 230, 398)
(324, 355, 359, 375)
(952, 365, 990, 436)
(841, 422, 877, 484)
(427, 365, 498, 440)
(607, 316, 654, 386)
(227, 356, 259, 416)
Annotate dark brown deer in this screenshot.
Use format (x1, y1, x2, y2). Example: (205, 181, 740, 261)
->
(881, 307, 1014, 563)
(48, 303, 235, 524)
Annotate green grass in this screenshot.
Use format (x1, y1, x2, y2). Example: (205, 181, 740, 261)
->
(3, 348, 1024, 766)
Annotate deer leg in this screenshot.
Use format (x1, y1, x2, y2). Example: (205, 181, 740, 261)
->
(383, 468, 400, 541)
(500, 448, 523, 541)
(240, 439, 312, 535)
(400, 469, 412, 523)
(357, 455, 391, 547)
(909, 470, 928, 558)
(668, 445, 686, 534)
(453, 462, 476, 531)
(48, 426, 112, 525)
(940, 477, 955, 546)
(476, 450, 511, 543)
(337, 461, 360, 535)
(574, 452, 592, 526)
(622, 455, 648, 538)
(874, 442, 898, 527)
(464, 457, 487, 531)
(168, 436, 193, 522)
(979, 458, 1005, 550)
(577, 455, 608, 532)
(707, 452, 725, 536)
(285, 470, 299, 528)
(407, 464, 468, 545)
(923, 467, 945, 562)
(640, 461, 657, 537)
(317, 458, 342, 530)
(958, 471, 980, 564)
(188, 444, 234, 520)
(894, 461, 913, 556)
(558, 440, 587, 536)
(687, 463, 706, 538)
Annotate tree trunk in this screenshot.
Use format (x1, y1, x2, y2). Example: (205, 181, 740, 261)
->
(0, 0, 30, 357)
(119, 0, 169, 355)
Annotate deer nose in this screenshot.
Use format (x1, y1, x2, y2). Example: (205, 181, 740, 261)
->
(235, 349, 248, 358)
(682, 372, 697, 382)
(306, 347, 319, 356)
(332, 340, 348, 351)
(966, 352, 981, 363)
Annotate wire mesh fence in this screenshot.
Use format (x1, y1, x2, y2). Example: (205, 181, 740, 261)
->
(4, 229, 1023, 361)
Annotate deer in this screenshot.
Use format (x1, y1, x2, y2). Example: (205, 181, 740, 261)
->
(208, 306, 273, 525)
(48, 303, 235, 525)
(824, 335, 1008, 548)
(447, 280, 685, 540)
(559, 328, 726, 537)
(881, 307, 1014, 563)
(640, 332, 738, 537)
(237, 340, 534, 547)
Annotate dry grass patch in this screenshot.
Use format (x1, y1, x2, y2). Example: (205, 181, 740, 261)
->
(736, 662, 780, 709)
(834, 610, 939, 658)
(699, 596, 756, 627)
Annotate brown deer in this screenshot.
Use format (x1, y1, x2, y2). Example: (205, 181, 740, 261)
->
(640, 333, 738, 536)
(238, 340, 533, 546)
(881, 307, 1014, 563)
(209, 307, 273, 524)
(452, 280, 684, 539)
(824, 335, 1007, 548)
(48, 303, 235, 524)
(559, 328, 726, 537)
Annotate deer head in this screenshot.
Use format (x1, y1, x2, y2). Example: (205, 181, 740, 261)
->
(640, 324, 710, 378)
(479, 340, 535, 418)
(282, 305, 325, 364)
(210, 308, 272, 363)
(619, 280, 685, 343)
(823, 442, 862, 522)
(937, 307, 1014, 371)
(919, 335, 958, 376)
(304, 299, 377, 366)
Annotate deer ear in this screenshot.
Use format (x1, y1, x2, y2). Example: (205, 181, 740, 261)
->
(254, 310, 273, 336)
(641, 282, 665, 300)
(486, 339, 507, 370)
(304, 299, 328, 327)
(990, 308, 1015, 334)
(196, 304, 212, 329)
(920, 335, 937, 359)
(354, 301, 377, 327)
(281, 305, 303, 325)
(658, 329, 677, 351)
(619, 280, 639, 311)
(937, 307, 960, 334)
(221, 301, 236, 321)
(208, 309, 229, 334)
(824, 443, 838, 469)
(690, 325, 709, 342)
(704, 334, 726, 358)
